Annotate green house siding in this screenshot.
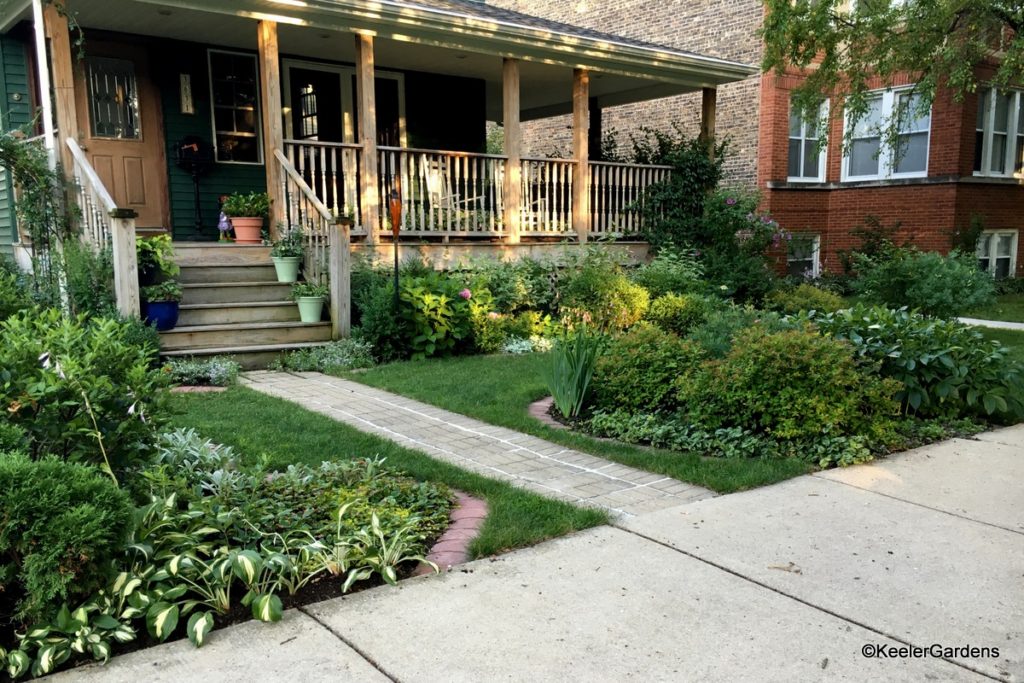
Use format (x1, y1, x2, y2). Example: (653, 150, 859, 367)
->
(153, 40, 265, 241)
(0, 32, 33, 255)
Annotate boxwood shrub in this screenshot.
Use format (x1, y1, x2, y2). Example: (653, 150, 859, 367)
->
(677, 327, 901, 441)
(591, 325, 705, 413)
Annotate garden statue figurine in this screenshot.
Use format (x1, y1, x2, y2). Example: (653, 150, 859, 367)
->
(217, 195, 232, 242)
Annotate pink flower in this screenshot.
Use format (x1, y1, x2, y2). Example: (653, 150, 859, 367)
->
(459, 289, 472, 300)
(725, 197, 737, 206)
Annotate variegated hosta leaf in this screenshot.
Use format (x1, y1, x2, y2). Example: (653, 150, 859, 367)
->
(32, 644, 69, 676)
(251, 594, 283, 623)
(232, 550, 263, 585)
(342, 568, 373, 593)
(6, 650, 30, 678)
(382, 566, 398, 585)
(146, 602, 180, 642)
(160, 584, 188, 602)
(90, 640, 112, 662)
(111, 624, 137, 643)
(93, 614, 120, 630)
(186, 612, 215, 648)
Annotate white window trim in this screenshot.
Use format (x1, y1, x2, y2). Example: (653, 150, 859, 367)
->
(977, 229, 1019, 278)
(841, 86, 931, 182)
(787, 100, 829, 183)
(787, 234, 822, 278)
(208, 49, 264, 165)
(974, 89, 1023, 178)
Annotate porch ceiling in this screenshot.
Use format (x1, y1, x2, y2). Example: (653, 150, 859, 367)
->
(0, 0, 755, 121)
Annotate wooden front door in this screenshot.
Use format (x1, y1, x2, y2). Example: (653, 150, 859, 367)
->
(74, 42, 169, 229)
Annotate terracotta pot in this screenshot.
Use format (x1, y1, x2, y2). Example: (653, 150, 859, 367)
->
(230, 216, 264, 244)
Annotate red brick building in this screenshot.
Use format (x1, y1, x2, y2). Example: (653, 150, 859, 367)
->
(488, 0, 1023, 280)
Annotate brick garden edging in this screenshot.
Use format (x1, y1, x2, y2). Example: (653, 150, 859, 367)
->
(414, 491, 489, 576)
(528, 396, 566, 430)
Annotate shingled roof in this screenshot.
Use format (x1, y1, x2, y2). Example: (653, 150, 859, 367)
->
(403, 0, 712, 62)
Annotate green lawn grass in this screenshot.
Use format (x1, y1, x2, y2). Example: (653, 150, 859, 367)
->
(979, 327, 1024, 364)
(170, 387, 607, 557)
(341, 354, 812, 494)
(966, 294, 1024, 323)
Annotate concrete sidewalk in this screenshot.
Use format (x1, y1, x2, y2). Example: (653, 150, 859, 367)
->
(959, 317, 1024, 331)
(54, 425, 1024, 682)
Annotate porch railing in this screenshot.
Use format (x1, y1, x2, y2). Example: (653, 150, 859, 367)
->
(65, 138, 139, 318)
(590, 161, 673, 236)
(282, 139, 673, 240)
(275, 149, 350, 338)
(283, 139, 361, 229)
(521, 157, 575, 235)
(379, 146, 505, 237)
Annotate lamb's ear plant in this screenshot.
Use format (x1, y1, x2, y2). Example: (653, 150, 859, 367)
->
(543, 328, 603, 419)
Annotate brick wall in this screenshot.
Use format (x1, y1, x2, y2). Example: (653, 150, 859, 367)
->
(759, 70, 1024, 277)
(486, 0, 764, 187)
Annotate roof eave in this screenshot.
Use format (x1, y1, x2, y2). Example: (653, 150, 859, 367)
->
(131, 0, 757, 87)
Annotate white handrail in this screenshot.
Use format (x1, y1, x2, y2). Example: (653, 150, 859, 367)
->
(66, 138, 117, 213)
(275, 148, 334, 222)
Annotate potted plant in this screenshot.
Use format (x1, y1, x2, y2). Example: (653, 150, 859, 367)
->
(136, 234, 179, 286)
(141, 280, 183, 331)
(269, 227, 304, 283)
(291, 281, 328, 323)
(222, 191, 271, 245)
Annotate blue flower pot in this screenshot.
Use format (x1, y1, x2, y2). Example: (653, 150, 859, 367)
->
(142, 300, 180, 331)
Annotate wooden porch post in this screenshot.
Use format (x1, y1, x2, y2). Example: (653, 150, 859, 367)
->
(110, 209, 140, 318)
(329, 218, 351, 339)
(571, 68, 590, 243)
(258, 20, 285, 238)
(354, 33, 380, 244)
(43, 2, 78, 174)
(502, 58, 521, 244)
(700, 87, 717, 159)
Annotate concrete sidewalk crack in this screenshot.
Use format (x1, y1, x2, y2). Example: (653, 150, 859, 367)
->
(611, 524, 1004, 683)
(298, 607, 403, 683)
(810, 475, 1024, 537)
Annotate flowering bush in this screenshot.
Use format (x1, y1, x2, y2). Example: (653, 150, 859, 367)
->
(698, 191, 786, 303)
(0, 310, 169, 475)
(165, 357, 241, 387)
(399, 273, 493, 359)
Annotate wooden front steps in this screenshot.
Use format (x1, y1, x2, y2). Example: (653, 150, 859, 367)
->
(161, 243, 331, 369)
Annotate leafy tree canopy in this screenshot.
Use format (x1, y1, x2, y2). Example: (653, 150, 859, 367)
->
(761, 0, 1023, 146)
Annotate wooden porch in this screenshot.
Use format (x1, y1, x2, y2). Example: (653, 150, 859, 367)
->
(9, 0, 754, 358)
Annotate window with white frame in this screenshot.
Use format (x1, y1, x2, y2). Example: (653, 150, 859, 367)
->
(974, 89, 1023, 177)
(788, 100, 828, 181)
(843, 87, 931, 181)
(787, 234, 821, 278)
(208, 50, 262, 164)
(977, 230, 1018, 279)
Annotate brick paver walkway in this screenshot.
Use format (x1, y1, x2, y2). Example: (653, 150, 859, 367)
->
(240, 371, 714, 516)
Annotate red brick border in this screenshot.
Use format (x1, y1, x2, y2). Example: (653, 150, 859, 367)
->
(413, 491, 489, 575)
(528, 396, 567, 430)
